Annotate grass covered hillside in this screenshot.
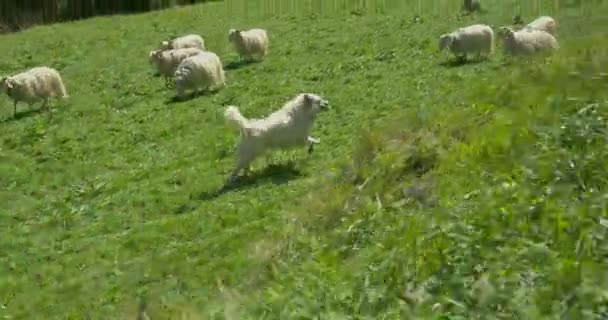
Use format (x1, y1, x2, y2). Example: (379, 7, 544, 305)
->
(1, 0, 608, 318)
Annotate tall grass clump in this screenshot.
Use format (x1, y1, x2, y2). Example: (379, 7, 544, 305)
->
(233, 33, 608, 320)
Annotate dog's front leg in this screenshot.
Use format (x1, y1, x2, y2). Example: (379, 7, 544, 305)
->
(307, 136, 321, 154)
(227, 151, 254, 183)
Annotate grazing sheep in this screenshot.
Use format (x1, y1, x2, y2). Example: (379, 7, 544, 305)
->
(160, 34, 205, 51)
(228, 28, 269, 61)
(524, 16, 557, 35)
(173, 51, 225, 99)
(223, 93, 330, 182)
(438, 24, 494, 61)
(463, 0, 481, 12)
(501, 27, 559, 56)
(149, 47, 204, 88)
(0, 66, 68, 117)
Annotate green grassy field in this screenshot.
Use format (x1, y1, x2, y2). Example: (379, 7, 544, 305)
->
(1, 0, 608, 318)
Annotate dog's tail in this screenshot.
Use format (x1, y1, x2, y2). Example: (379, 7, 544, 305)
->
(224, 105, 250, 136)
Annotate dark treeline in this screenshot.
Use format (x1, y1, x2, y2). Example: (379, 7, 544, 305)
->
(0, 0, 217, 33)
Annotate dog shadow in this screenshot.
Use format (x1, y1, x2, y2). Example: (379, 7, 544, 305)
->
(1, 108, 44, 123)
(165, 89, 220, 104)
(224, 59, 259, 70)
(439, 57, 487, 68)
(198, 161, 303, 200)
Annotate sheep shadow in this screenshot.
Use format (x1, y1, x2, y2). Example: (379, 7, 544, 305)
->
(1, 108, 45, 123)
(439, 57, 487, 68)
(197, 161, 303, 201)
(165, 89, 220, 104)
(224, 59, 259, 70)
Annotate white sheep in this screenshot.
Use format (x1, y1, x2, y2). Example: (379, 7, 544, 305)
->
(160, 34, 205, 51)
(501, 27, 559, 56)
(149, 47, 204, 88)
(438, 24, 494, 61)
(524, 16, 557, 35)
(0, 66, 68, 117)
(228, 28, 269, 61)
(173, 51, 226, 99)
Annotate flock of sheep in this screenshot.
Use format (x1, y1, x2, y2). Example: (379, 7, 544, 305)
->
(147, 28, 269, 99)
(0, 8, 561, 184)
(439, 15, 558, 61)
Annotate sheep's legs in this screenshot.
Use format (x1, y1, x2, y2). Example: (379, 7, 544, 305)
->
(307, 136, 321, 154)
(12, 101, 17, 117)
(41, 98, 49, 111)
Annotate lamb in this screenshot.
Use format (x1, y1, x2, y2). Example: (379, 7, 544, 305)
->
(438, 24, 494, 61)
(463, 0, 481, 12)
(173, 51, 226, 100)
(160, 34, 205, 51)
(500, 27, 559, 56)
(223, 93, 330, 182)
(524, 16, 557, 35)
(228, 28, 269, 61)
(0, 66, 68, 117)
(148, 47, 204, 88)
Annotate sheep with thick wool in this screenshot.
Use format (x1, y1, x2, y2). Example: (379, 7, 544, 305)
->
(149, 47, 204, 87)
(501, 27, 559, 56)
(224, 93, 330, 182)
(228, 28, 269, 61)
(160, 34, 205, 51)
(0, 66, 68, 117)
(524, 16, 557, 35)
(173, 51, 225, 99)
(438, 24, 494, 61)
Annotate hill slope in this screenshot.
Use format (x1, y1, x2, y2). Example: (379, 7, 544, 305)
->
(1, 0, 607, 318)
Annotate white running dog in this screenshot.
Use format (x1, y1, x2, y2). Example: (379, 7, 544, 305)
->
(224, 93, 330, 182)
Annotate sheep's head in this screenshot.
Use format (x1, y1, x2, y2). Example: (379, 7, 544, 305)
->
(0, 77, 15, 94)
(438, 34, 454, 51)
(148, 50, 164, 64)
(228, 29, 241, 42)
(301, 93, 330, 115)
(160, 40, 171, 50)
(499, 27, 515, 39)
(512, 14, 524, 25)
(148, 50, 157, 63)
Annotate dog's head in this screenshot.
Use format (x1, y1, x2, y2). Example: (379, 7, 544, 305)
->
(301, 93, 330, 114)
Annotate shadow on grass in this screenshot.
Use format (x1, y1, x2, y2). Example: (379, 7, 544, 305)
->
(165, 89, 220, 104)
(439, 57, 487, 68)
(197, 161, 303, 201)
(1, 108, 44, 123)
(224, 59, 259, 70)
